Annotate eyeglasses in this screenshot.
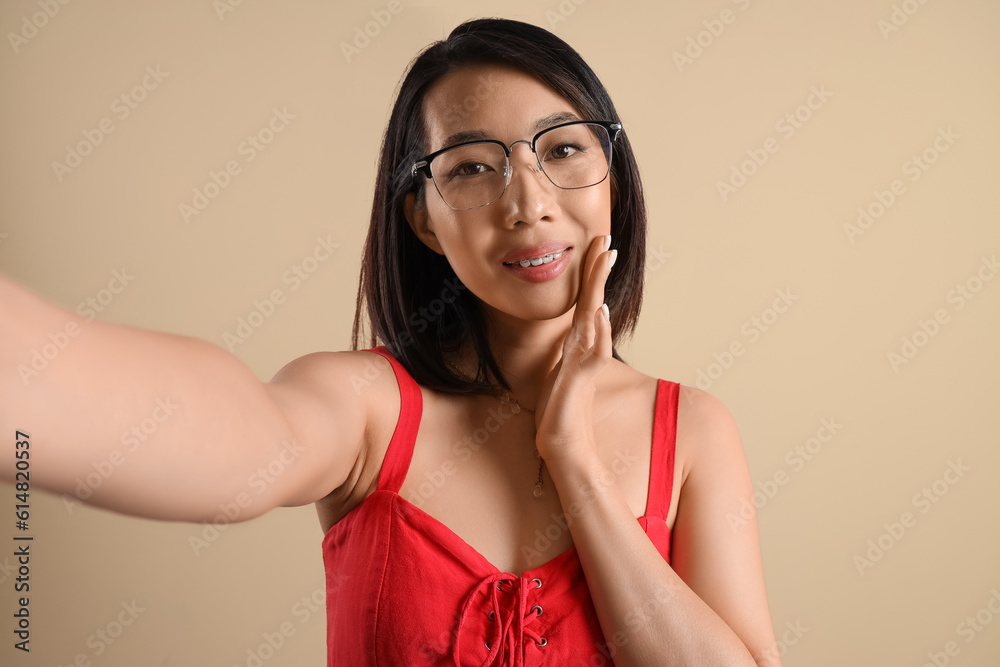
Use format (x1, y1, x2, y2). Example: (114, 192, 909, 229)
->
(411, 120, 622, 211)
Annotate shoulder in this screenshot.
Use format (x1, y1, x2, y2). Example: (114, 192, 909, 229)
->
(675, 384, 741, 447)
(269, 348, 402, 406)
(269, 346, 404, 431)
(675, 384, 745, 484)
(603, 362, 742, 451)
(271, 348, 390, 383)
(267, 348, 403, 502)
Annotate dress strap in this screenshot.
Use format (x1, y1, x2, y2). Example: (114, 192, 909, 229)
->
(364, 346, 422, 494)
(645, 379, 679, 520)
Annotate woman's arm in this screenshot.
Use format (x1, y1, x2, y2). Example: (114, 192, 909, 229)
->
(668, 386, 782, 666)
(547, 386, 777, 667)
(535, 237, 779, 666)
(0, 272, 368, 522)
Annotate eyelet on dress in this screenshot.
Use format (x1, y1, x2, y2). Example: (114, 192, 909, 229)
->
(488, 611, 495, 621)
(485, 640, 491, 651)
(531, 577, 543, 588)
(536, 637, 548, 647)
(531, 604, 543, 616)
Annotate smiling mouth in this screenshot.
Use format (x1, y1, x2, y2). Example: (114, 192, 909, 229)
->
(503, 251, 565, 268)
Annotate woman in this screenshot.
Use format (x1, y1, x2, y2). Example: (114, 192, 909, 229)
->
(1, 18, 779, 667)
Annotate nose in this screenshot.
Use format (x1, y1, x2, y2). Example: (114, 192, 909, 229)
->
(501, 142, 559, 225)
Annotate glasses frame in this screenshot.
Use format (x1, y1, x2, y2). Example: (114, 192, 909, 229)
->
(410, 119, 623, 211)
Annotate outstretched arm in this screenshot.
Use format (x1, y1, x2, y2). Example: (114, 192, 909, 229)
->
(0, 272, 368, 522)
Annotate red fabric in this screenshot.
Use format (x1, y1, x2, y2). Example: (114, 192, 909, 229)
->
(323, 345, 679, 666)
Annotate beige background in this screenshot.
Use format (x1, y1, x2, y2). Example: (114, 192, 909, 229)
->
(1, 0, 998, 665)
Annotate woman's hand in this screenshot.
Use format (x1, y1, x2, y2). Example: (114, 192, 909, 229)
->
(533, 234, 618, 466)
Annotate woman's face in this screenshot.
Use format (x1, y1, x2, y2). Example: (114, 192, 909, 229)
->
(404, 63, 615, 326)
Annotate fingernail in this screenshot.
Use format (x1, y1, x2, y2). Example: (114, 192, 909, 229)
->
(601, 303, 609, 320)
(604, 235, 612, 251)
(609, 248, 618, 268)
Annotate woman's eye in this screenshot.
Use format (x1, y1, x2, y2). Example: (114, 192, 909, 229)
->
(450, 162, 490, 177)
(548, 143, 582, 160)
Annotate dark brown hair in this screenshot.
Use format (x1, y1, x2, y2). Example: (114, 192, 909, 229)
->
(351, 17, 647, 396)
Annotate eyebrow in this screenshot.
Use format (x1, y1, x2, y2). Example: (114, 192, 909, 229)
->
(438, 111, 581, 150)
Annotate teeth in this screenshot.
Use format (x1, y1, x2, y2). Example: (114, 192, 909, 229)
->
(515, 251, 562, 268)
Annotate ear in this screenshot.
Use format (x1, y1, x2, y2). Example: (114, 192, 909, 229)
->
(404, 191, 445, 255)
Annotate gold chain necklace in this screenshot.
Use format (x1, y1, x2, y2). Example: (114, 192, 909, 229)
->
(446, 359, 546, 498)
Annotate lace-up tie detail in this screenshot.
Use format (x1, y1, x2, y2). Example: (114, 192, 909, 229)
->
(453, 572, 547, 666)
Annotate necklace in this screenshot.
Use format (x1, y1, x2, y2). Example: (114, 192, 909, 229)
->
(446, 358, 546, 498)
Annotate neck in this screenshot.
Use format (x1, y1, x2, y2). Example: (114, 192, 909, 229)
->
(456, 304, 580, 411)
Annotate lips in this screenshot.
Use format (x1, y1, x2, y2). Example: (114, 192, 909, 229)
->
(500, 241, 573, 265)
(501, 245, 572, 284)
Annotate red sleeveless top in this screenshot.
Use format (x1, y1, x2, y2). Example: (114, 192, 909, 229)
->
(322, 346, 679, 666)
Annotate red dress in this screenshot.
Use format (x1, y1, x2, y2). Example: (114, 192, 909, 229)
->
(322, 345, 679, 666)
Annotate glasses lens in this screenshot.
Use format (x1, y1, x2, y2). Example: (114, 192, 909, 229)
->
(536, 123, 612, 189)
(429, 142, 508, 210)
